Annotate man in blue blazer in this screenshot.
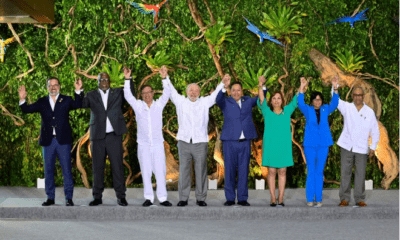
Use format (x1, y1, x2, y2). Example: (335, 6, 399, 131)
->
(18, 77, 83, 206)
(216, 75, 267, 206)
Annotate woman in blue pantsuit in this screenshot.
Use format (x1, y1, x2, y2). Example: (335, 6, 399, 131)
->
(298, 77, 339, 207)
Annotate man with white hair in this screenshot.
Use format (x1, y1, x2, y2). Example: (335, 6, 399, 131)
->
(166, 74, 230, 207)
(333, 79, 380, 207)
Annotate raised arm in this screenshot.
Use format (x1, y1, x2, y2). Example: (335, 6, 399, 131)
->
(70, 78, 84, 110)
(123, 67, 139, 111)
(18, 85, 41, 113)
(285, 94, 298, 115)
(168, 76, 186, 105)
(327, 76, 339, 114)
(158, 66, 171, 107)
(205, 80, 225, 108)
(258, 75, 266, 106)
(216, 74, 231, 110)
(330, 76, 347, 116)
(297, 77, 308, 115)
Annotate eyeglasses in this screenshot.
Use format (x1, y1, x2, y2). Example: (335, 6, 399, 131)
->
(142, 91, 153, 95)
(99, 78, 110, 82)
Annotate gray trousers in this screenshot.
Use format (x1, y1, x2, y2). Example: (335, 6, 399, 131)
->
(339, 147, 368, 203)
(177, 140, 208, 202)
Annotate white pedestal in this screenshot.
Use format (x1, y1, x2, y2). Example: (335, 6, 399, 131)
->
(365, 180, 373, 190)
(208, 179, 217, 190)
(256, 179, 265, 190)
(37, 178, 45, 189)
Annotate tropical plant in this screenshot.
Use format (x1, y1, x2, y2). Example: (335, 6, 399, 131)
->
(101, 60, 129, 88)
(142, 51, 173, 72)
(260, 3, 306, 44)
(241, 66, 278, 97)
(204, 19, 234, 56)
(333, 49, 366, 73)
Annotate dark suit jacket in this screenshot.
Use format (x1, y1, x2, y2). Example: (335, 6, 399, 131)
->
(216, 89, 267, 141)
(82, 84, 135, 141)
(20, 93, 84, 146)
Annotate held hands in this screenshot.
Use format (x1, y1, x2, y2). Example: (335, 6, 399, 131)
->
(18, 85, 27, 101)
(159, 66, 168, 79)
(123, 67, 132, 79)
(369, 149, 375, 158)
(74, 78, 83, 91)
(332, 75, 339, 90)
(258, 75, 266, 87)
(222, 74, 231, 89)
(299, 77, 307, 93)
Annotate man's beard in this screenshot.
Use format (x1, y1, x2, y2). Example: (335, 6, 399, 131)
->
(49, 90, 59, 96)
(188, 96, 199, 102)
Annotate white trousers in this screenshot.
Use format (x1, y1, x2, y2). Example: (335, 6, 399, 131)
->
(137, 143, 168, 203)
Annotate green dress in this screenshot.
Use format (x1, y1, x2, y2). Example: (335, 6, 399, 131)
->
(257, 94, 298, 168)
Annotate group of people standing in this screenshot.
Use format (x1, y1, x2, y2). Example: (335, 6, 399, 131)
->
(18, 66, 379, 208)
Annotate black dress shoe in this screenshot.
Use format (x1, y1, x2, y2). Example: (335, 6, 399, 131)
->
(160, 201, 172, 207)
(224, 201, 235, 206)
(66, 199, 74, 206)
(196, 200, 207, 207)
(237, 201, 250, 206)
(177, 200, 188, 207)
(42, 199, 55, 206)
(277, 202, 285, 207)
(117, 198, 128, 206)
(142, 199, 153, 207)
(89, 199, 102, 206)
(270, 201, 277, 207)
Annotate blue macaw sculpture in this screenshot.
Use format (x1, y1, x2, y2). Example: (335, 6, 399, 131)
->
(243, 16, 285, 47)
(326, 8, 369, 28)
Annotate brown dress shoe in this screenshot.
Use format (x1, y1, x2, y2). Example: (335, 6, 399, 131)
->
(339, 200, 349, 207)
(356, 201, 367, 207)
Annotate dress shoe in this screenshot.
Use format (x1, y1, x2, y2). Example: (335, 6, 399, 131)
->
(224, 201, 235, 206)
(142, 199, 153, 207)
(277, 202, 285, 207)
(89, 199, 102, 206)
(270, 201, 277, 207)
(66, 199, 74, 206)
(42, 199, 55, 206)
(356, 201, 367, 207)
(160, 201, 172, 207)
(237, 201, 250, 206)
(117, 198, 128, 206)
(177, 200, 188, 207)
(196, 200, 207, 207)
(338, 200, 349, 207)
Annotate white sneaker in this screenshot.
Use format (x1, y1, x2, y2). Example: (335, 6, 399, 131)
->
(314, 202, 323, 208)
(307, 202, 314, 207)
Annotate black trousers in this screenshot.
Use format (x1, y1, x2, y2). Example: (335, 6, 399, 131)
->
(91, 132, 126, 199)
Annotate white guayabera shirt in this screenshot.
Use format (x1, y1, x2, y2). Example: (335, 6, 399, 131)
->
(168, 76, 225, 144)
(124, 79, 171, 146)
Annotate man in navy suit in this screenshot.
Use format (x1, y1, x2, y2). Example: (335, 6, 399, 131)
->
(18, 77, 83, 206)
(216, 75, 267, 206)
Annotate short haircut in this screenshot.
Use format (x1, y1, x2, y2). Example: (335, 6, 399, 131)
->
(268, 91, 285, 111)
(352, 85, 364, 95)
(186, 83, 200, 93)
(230, 82, 242, 90)
(309, 91, 324, 105)
(140, 85, 153, 92)
(46, 77, 60, 87)
(97, 72, 110, 84)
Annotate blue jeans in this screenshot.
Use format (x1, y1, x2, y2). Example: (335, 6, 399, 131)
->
(304, 146, 329, 202)
(42, 138, 74, 200)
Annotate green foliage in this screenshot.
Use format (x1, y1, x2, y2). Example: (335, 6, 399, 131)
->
(333, 49, 367, 73)
(260, 3, 306, 44)
(204, 19, 234, 55)
(0, 0, 398, 190)
(241, 66, 278, 98)
(142, 51, 173, 70)
(101, 60, 126, 88)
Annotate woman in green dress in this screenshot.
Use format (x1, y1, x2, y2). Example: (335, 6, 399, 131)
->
(257, 76, 298, 207)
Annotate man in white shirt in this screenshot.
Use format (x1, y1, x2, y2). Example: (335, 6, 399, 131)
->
(335, 83, 380, 207)
(168, 73, 230, 207)
(123, 66, 172, 207)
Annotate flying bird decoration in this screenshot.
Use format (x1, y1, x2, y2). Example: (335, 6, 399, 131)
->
(243, 16, 285, 47)
(326, 8, 369, 28)
(0, 37, 15, 63)
(126, 0, 169, 29)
